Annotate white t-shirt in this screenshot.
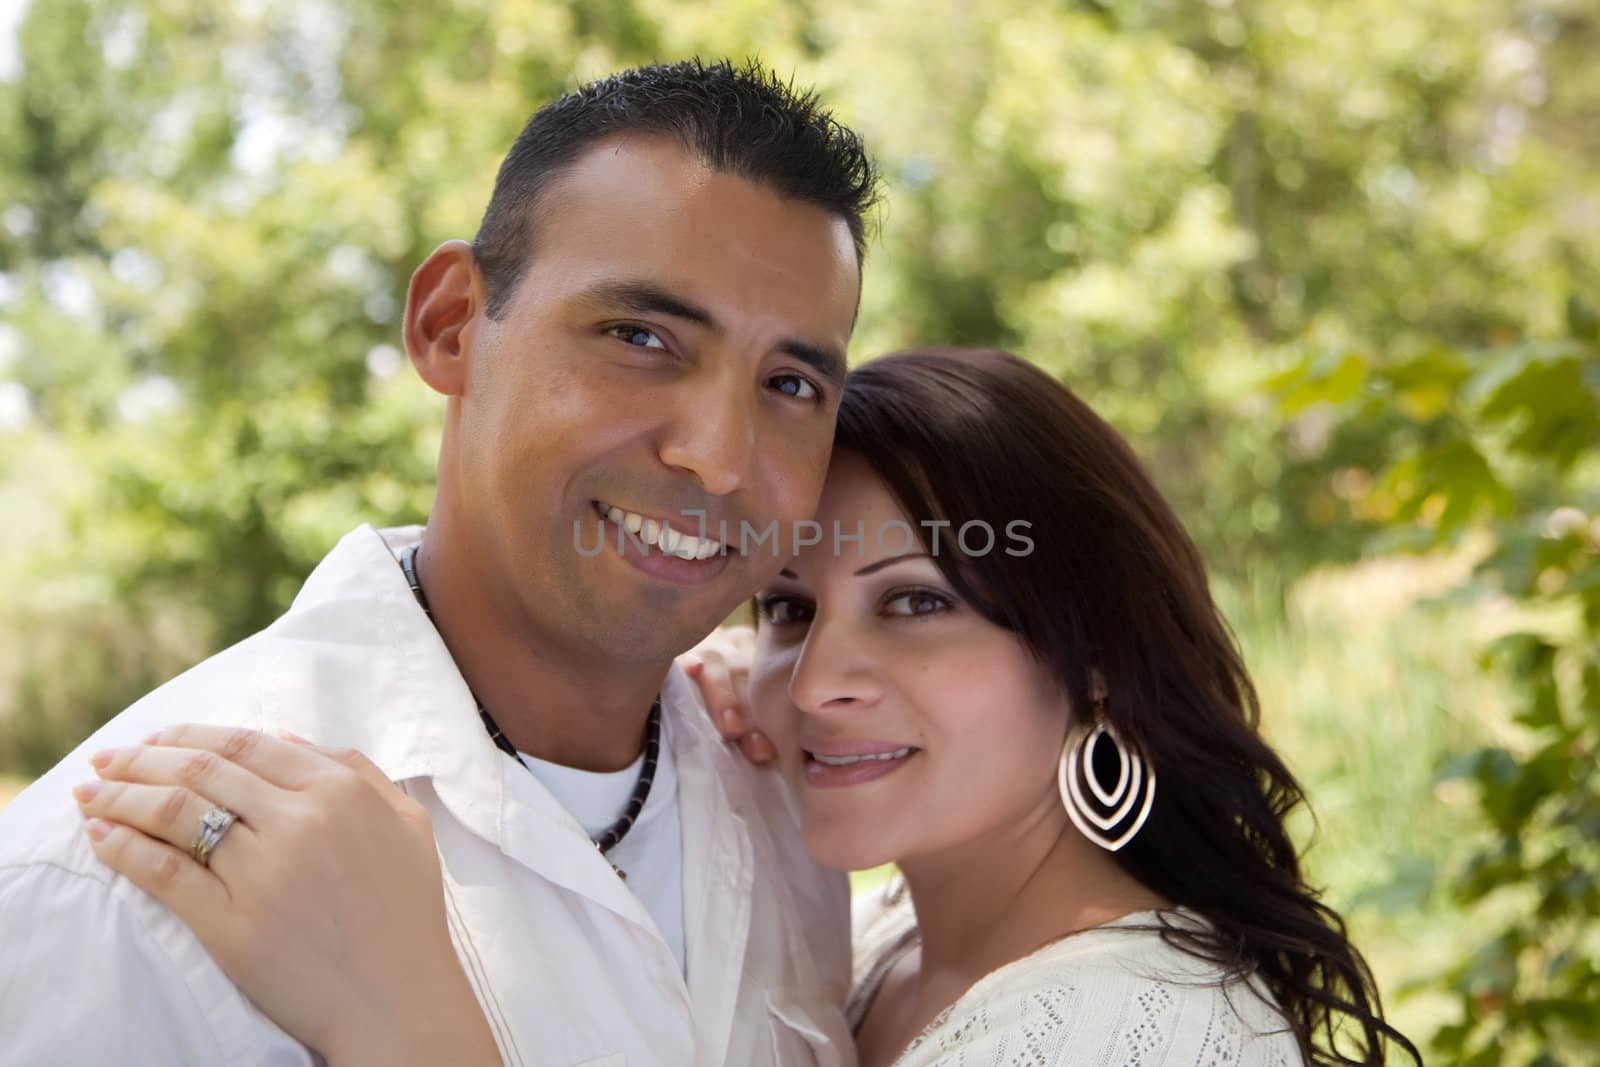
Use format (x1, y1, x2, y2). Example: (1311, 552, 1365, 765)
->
(518, 732, 686, 974)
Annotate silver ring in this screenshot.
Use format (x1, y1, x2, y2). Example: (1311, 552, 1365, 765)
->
(190, 805, 238, 869)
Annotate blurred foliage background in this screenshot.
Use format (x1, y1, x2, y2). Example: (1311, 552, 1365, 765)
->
(1, 0, 1596, 1061)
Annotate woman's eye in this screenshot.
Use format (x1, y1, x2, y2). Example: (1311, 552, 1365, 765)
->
(759, 596, 815, 626)
(882, 590, 951, 618)
(609, 324, 666, 349)
(769, 373, 820, 402)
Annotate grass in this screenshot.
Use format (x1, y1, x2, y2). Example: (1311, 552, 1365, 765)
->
(1222, 554, 1510, 1052)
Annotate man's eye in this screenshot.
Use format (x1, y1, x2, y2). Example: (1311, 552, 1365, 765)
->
(882, 590, 951, 618)
(609, 324, 666, 349)
(769, 373, 820, 402)
(759, 595, 815, 625)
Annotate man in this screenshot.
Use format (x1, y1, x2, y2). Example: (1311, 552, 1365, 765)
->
(0, 59, 876, 1066)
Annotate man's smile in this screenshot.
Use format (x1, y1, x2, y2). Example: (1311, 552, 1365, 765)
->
(588, 500, 737, 585)
(590, 499, 732, 560)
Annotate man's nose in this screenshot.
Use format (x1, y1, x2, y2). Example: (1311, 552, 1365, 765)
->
(658, 376, 757, 497)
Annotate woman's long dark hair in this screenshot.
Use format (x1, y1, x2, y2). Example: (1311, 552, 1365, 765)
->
(833, 348, 1420, 1067)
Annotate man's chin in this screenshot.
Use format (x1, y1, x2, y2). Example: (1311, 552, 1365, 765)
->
(586, 598, 737, 664)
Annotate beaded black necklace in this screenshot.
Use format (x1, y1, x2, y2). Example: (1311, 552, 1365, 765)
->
(400, 543, 661, 876)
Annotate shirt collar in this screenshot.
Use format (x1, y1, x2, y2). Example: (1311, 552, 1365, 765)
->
(269, 525, 748, 914)
(266, 524, 508, 844)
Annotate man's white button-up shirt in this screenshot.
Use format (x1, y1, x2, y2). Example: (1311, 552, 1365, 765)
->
(0, 525, 854, 1066)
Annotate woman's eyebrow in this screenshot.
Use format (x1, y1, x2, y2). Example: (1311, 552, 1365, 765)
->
(776, 551, 934, 582)
(853, 552, 933, 577)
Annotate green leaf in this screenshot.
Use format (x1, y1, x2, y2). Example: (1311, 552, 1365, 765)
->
(1471, 347, 1600, 470)
(1380, 437, 1515, 535)
(1454, 932, 1519, 997)
(1567, 293, 1600, 345)
(1271, 351, 1369, 415)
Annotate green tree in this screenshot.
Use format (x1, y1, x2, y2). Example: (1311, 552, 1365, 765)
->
(3, 1, 1598, 1054)
(1274, 302, 1600, 1063)
(0, 0, 659, 766)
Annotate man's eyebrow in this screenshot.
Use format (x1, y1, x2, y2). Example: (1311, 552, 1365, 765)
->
(584, 282, 716, 328)
(584, 281, 847, 388)
(779, 340, 847, 389)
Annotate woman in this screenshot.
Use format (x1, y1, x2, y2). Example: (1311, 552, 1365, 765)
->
(74, 348, 1419, 1066)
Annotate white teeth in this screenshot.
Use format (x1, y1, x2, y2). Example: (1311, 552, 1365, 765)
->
(812, 747, 914, 767)
(595, 501, 727, 559)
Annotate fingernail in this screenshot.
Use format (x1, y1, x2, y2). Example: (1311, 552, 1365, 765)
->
(72, 781, 100, 804)
(141, 729, 165, 745)
(84, 818, 112, 842)
(88, 749, 115, 770)
(719, 708, 739, 732)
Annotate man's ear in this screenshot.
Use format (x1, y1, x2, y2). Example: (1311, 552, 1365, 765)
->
(403, 240, 484, 397)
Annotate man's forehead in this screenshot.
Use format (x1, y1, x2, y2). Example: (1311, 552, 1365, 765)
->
(530, 136, 857, 276)
(520, 137, 860, 336)
(538, 133, 714, 210)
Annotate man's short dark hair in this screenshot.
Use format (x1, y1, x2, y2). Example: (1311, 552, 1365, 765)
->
(472, 58, 879, 319)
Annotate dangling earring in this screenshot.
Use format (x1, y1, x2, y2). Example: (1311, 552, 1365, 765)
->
(1056, 706, 1156, 852)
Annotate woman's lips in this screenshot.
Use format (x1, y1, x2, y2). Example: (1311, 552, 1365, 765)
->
(802, 747, 920, 788)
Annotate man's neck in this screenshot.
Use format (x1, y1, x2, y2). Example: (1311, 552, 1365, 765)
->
(410, 530, 667, 773)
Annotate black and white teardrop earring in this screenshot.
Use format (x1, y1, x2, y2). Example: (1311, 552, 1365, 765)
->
(1056, 709, 1156, 852)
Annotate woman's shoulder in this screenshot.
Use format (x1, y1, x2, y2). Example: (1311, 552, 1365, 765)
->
(888, 908, 1307, 1067)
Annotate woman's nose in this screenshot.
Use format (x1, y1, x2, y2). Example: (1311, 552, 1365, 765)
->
(787, 615, 882, 714)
